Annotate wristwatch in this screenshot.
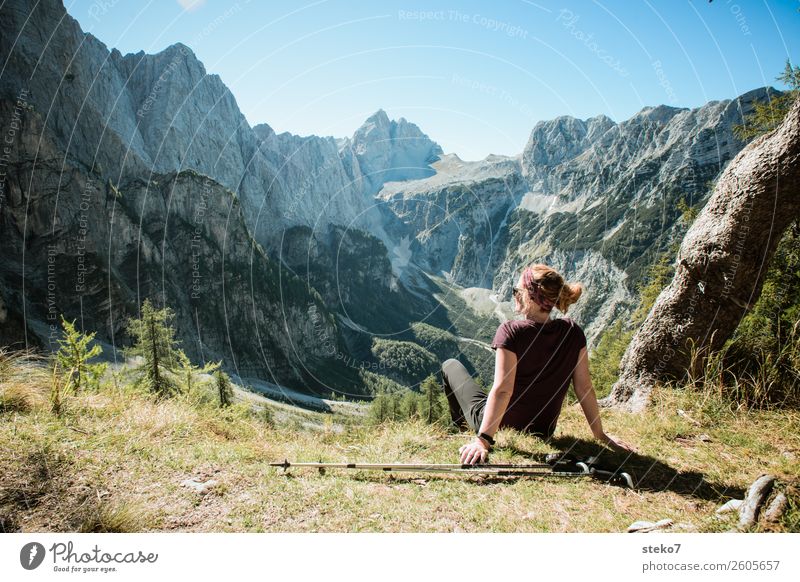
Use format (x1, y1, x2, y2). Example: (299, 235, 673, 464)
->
(477, 432, 495, 447)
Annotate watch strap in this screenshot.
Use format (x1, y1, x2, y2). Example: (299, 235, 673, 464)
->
(478, 432, 495, 446)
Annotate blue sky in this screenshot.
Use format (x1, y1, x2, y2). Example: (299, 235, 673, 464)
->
(68, 0, 799, 160)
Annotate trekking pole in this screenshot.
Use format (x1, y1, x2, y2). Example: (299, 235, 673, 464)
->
(269, 459, 634, 488)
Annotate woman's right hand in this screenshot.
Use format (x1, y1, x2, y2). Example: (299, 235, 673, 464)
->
(459, 437, 490, 464)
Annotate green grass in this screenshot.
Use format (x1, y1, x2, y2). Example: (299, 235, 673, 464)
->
(1, 357, 798, 533)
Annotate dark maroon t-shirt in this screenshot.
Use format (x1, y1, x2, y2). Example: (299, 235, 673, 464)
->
(491, 317, 587, 436)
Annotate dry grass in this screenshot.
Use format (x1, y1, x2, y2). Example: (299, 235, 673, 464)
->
(0, 356, 798, 533)
(0, 348, 49, 413)
(76, 502, 148, 533)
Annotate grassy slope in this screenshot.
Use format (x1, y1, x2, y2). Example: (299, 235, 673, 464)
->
(1, 360, 798, 533)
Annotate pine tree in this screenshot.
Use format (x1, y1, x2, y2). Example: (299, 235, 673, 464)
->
(55, 315, 107, 393)
(215, 370, 233, 408)
(420, 374, 447, 425)
(734, 59, 799, 141)
(178, 351, 220, 394)
(722, 220, 800, 406)
(401, 389, 420, 419)
(368, 390, 390, 424)
(124, 299, 182, 397)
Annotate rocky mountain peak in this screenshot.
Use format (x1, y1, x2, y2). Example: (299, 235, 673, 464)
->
(362, 108, 391, 128)
(252, 123, 276, 141)
(522, 115, 595, 175)
(631, 104, 686, 125)
(585, 114, 616, 140)
(347, 109, 443, 194)
(116, 41, 208, 86)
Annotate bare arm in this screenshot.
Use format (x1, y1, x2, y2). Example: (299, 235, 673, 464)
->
(459, 348, 516, 464)
(572, 347, 636, 452)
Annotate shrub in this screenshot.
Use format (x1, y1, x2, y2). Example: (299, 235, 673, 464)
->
(358, 369, 406, 395)
(215, 370, 234, 408)
(55, 316, 107, 393)
(734, 60, 799, 141)
(694, 222, 800, 408)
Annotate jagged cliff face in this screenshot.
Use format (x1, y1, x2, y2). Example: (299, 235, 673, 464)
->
(344, 110, 443, 196)
(497, 92, 763, 343)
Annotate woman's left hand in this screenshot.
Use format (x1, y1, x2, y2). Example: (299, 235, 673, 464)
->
(459, 437, 490, 464)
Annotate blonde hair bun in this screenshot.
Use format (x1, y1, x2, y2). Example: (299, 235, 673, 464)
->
(521, 264, 584, 314)
(556, 282, 583, 313)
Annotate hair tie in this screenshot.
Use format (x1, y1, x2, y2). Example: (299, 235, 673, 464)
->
(522, 268, 555, 311)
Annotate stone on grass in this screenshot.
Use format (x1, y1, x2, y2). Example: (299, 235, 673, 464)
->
(715, 499, 743, 515)
(627, 518, 673, 533)
(181, 478, 218, 495)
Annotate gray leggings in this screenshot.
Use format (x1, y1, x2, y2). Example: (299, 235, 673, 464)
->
(441, 358, 555, 438)
(440, 358, 488, 432)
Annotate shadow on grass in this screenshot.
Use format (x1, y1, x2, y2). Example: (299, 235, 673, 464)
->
(0, 447, 64, 532)
(502, 436, 745, 502)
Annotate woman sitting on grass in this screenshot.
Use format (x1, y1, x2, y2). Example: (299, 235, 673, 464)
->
(441, 264, 635, 464)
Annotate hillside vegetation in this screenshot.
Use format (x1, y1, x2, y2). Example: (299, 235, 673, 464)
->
(1, 349, 797, 533)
